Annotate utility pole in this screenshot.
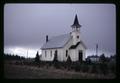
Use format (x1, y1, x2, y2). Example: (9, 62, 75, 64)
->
(96, 44, 98, 56)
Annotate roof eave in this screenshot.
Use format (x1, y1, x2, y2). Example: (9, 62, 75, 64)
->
(41, 46, 63, 50)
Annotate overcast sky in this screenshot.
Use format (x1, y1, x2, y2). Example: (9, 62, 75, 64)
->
(4, 4, 116, 58)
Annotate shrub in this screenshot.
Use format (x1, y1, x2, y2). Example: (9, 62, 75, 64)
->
(35, 51, 40, 63)
(99, 63, 108, 75)
(108, 62, 116, 74)
(66, 56, 72, 70)
(81, 64, 89, 73)
(74, 62, 81, 72)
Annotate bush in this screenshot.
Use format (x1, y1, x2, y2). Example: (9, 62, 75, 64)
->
(66, 56, 72, 70)
(99, 53, 107, 63)
(74, 62, 81, 72)
(99, 63, 108, 75)
(81, 64, 89, 73)
(53, 60, 59, 69)
(91, 65, 97, 73)
(108, 62, 116, 74)
(35, 51, 40, 63)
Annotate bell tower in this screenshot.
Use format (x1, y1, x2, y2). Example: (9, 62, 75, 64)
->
(71, 14, 81, 45)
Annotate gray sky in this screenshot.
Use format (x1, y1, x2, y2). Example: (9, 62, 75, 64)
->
(4, 4, 116, 58)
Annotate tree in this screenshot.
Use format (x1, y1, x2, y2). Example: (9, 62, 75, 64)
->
(66, 56, 72, 70)
(53, 50, 59, 68)
(99, 53, 106, 63)
(66, 56, 72, 64)
(85, 58, 91, 64)
(99, 62, 108, 75)
(99, 53, 108, 75)
(35, 51, 40, 63)
(91, 64, 97, 73)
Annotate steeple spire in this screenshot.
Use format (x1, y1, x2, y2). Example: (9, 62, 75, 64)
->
(71, 14, 81, 28)
(70, 14, 81, 45)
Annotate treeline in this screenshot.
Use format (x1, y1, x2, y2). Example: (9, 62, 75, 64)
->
(4, 53, 25, 60)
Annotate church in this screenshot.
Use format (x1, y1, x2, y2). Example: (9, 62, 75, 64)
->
(41, 14, 87, 62)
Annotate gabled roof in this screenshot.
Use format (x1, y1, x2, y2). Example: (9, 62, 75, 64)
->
(41, 34, 71, 50)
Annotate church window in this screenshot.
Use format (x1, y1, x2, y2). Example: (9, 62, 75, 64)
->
(50, 51, 52, 57)
(77, 35, 79, 39)
(66, 50, 68, 57)
(45, 51, 47, 57)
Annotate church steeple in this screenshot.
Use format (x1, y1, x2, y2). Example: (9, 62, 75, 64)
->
(71, 14, 81, 28)
(71, 14, 81, 45)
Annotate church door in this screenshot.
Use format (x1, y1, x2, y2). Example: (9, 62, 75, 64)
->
(79, 50, 83, 62)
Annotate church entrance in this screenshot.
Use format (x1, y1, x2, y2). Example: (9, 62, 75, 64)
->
(78, 50, 83, 62)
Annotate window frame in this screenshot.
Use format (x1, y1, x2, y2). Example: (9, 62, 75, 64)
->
(66, 50, 68, 57)
(50, 50, 52, 57)
(45, 50, 47, 57)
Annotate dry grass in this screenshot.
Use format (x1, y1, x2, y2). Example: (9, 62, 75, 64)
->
(4, 61, 115, 79)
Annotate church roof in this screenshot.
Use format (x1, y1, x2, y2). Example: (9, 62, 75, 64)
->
(41, 34, 71, 49)
(71, 14, 81, 28)
(41, 33, 87, 50)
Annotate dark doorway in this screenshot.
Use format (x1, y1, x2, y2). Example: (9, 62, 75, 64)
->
(79, 50, 83, 62)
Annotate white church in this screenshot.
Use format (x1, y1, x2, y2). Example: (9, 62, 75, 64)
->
(41, 14, 87, 62)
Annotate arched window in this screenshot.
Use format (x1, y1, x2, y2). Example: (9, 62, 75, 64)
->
(53, 50, 58, 61)
(45, 50, 47, 57)
(50, 51, 52, 57)
(66, 50, 68, 57)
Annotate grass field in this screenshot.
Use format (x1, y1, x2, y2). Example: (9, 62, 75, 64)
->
(4, 60, 115, 79)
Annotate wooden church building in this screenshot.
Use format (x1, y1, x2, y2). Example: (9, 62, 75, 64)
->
(41, 14, 87, 62)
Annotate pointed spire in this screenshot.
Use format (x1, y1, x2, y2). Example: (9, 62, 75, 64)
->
(71, 14, 81, 28)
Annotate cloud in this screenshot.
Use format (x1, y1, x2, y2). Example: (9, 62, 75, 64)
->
(4, 4, 116, 57)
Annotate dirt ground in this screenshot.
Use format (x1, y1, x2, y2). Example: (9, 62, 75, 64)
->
(4, 61, 115, 79)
